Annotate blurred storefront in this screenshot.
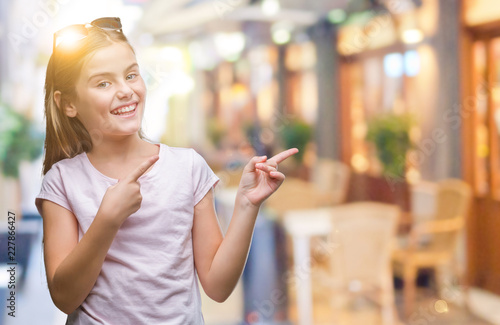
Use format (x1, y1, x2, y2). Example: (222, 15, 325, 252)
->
(462, 0, 500, 296)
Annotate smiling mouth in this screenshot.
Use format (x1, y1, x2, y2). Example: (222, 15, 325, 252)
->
(111, 104, 137, 116)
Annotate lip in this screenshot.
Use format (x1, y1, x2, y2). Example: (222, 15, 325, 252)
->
(110, 102, 138, 118)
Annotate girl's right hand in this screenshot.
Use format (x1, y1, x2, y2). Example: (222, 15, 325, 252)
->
(98, 155, 159, 227)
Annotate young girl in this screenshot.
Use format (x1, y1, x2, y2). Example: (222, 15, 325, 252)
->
(34, 17, 297, 324)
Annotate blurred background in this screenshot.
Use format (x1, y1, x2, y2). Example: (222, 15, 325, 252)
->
(1, 0, 500, 324)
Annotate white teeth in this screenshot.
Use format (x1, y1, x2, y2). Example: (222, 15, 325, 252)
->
(112, 104, 136, 115)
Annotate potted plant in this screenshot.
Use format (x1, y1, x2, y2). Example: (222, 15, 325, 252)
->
(366, 112, 416, 211)
(366, 112, 415, 180)
(279, 118, 313, 178)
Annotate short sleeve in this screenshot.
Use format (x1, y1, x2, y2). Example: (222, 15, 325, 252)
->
(35, 164, 72, 216)
(192, 149, 220, 206)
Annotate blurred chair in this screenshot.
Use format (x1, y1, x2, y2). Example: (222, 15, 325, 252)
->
(265, 159, 351, 216)
(409, 181, 438, 223)
(392, 178, 472, 317)
(311, 158, 351, 206)
(264, 177, 329, 216)
(325, 202, 400, 325)
(308, 158, 352, 272)
(397, 181, 439, 253)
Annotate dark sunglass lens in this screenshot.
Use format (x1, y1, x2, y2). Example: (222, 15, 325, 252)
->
(92, 17, 122, 30)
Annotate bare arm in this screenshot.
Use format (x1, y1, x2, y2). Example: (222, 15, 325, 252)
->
(192, 189, 258, 302)
(193, 149, 298, 302)
(42, 155, 159, 314)
(42, 201, 121, 313)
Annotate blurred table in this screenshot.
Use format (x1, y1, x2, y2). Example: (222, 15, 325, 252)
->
(282, 208, 332, 325)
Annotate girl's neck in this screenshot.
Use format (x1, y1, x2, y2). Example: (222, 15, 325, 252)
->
(88, 134, 149, 162)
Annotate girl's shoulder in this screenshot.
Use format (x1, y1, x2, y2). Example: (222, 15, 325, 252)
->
(45, 151, 87, 176)
(62, 151, 87, 164)
(160, 144, 209, 168)
(161, 144, 198, 158)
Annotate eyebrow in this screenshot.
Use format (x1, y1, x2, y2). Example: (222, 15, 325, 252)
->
(88, 63, 139, 82)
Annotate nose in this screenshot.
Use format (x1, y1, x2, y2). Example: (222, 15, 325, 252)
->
(116, 81, 134, 99)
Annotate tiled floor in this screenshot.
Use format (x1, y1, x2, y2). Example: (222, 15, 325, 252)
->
(394, 288, 492, 325)
(285, 272, 494, 325)
(287, 293, 493, 325)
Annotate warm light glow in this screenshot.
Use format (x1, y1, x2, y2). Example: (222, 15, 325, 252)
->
(434, 300, 449, 313)
(409, 126, 421, 142)
(406, 167, 421, 184)
(230, 83, 250, 110)
(261, 0, 280, 17)
(352, 122, 367, 139)
(478, 144, 489, 158)
(402, 28, 424, 44)
(495, 109, 500, 134)
(55, 30, 86, 48)
(351, 154, 369, 173)
(257, 82, 275, 121)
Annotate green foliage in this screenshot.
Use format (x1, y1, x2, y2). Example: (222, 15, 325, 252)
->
(366, 112, 415, 179)
(0, 103, 44, 178)
(280, 119, 312, 163)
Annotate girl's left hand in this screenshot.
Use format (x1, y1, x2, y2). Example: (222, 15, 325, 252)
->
(238, 148, 299, 207)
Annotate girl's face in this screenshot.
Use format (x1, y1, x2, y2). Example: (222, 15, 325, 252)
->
(68, 42, 146, 139)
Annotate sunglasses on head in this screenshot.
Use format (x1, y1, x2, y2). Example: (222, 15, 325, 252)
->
(53, 17, 122, 52)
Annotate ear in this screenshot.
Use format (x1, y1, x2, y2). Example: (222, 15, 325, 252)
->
(54, 90, 78, 118)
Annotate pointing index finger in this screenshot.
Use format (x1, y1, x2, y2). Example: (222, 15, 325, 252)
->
(269, 148, 299, 164)
(126, 155, 159, 182)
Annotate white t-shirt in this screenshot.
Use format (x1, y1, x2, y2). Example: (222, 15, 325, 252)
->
(35, 143, 220, 325)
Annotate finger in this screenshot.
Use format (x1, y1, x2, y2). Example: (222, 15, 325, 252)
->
(269, 171, 285, 181)
(269, 148, 299, 164)
(126, 155, 159, 182)
(244, 155, 267, 173)
(256, 163, 277, 173)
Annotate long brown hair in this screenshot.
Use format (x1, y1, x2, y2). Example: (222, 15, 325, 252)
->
(42, 25, 149, 175)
